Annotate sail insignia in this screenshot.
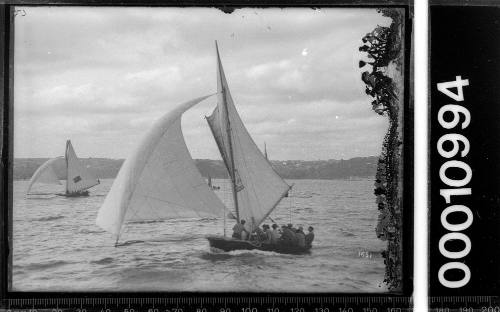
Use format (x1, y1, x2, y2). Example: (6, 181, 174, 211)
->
(65, 140, 99, 194)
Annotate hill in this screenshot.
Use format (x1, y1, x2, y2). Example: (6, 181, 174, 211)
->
(13, 156, 379, 181)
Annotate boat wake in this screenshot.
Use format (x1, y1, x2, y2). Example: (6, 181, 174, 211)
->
(208, 248, 283, 257)
(116, 235, 200, 247)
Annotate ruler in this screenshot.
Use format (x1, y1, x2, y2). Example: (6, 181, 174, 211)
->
(429, 296, 500, 311)
(0, 296, 412, 312)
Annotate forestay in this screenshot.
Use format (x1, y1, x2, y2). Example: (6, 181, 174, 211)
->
(65, 140, 100, 194)
(96, 95, 227, 240)
(207, 42, 291, 230)
(26, 157, 63, 194)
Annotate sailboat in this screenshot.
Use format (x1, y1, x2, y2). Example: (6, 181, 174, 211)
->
(96, 42, 309, 254)
(26, 140, 100, 197)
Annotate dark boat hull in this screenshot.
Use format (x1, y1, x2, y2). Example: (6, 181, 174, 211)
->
(206, 235, 311, 255)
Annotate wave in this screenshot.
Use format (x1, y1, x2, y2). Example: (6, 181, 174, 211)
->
(26, 194, 58, 199)
(128, 220, 165, 225)
(79, 229, 105, 234)
(116, 240, 145, 247)
(340, 230, 355, 237)
(90, 257, 114, 265)
(199, 217, 218, 222)
(148, 235, 199, 243)
(19, 260, 72, 270)
(117, 268, 188, 285)
(290, 194, 313, 198)
(31, 215, 64, 222)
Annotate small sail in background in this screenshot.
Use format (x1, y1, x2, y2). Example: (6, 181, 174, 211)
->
(206, 41, 291, 231)
(65, 140, 99, 194)
(26, 157, 63, 195)
(96, 95, 227, 242)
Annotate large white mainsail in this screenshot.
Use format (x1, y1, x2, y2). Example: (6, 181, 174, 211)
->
(26, 157, 63, 194)
(206, 42, 291, 231)
(96, 95, 227, 242)
(65, 140, 100, 194)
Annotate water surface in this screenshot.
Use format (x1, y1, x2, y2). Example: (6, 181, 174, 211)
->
(12, 178, 387, 292)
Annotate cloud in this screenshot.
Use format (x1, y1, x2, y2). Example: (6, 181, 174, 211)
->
(13, 7, 396, 160)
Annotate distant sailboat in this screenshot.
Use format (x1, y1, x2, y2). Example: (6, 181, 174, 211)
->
(26, 140, 100, 197)
(96, 42, 307, 254)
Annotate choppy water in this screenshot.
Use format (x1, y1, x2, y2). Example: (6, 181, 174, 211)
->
(12, 178, 387, 292)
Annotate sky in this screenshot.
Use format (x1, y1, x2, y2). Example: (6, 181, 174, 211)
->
(13, 7, 394, 161)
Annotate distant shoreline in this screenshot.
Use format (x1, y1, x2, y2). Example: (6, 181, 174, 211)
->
(13, 156, 379, 181)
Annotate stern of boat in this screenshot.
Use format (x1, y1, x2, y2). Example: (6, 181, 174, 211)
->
(206, 235, 258, 252)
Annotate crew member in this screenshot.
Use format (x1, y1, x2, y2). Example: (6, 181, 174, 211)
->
(270, 224, 280, 244)
(262, 224, 272, 244)
(296, 226, 306, 248)
(280, 224, 296, 246)
(305, 226, 315, 247)
(232, 219, 248, 240)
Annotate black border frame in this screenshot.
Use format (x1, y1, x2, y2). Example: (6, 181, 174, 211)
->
(0, 0, 413, 302)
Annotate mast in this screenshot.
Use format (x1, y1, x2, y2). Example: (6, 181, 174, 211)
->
(216, 40, 240, 221)
(264, 142, 268, 160)
(65, 140, 70, 194)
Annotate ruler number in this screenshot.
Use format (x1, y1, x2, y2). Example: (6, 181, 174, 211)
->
(220, 309, 231, 312)
(482, 307, 500, 312)
(290, 309, 305, 312)
(339, 309, 353, 312)
(267, 309, 279, 312)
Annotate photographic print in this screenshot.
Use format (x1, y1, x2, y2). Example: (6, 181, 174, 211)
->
(10, 6, 408, 293)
